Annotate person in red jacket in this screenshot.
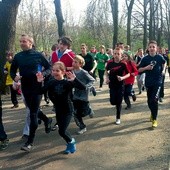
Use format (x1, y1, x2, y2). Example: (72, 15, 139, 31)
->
(122, 52, 138, 109)
(51, 36, 75, 71)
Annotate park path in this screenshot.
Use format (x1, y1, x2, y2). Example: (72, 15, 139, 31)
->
(0, 75, 170, 170)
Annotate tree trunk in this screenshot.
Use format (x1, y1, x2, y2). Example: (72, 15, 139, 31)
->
(110, 0, 118, 49)
(54, 0, 65, 37)
(149, 0, 154, 41)
(126, 0, 135, 46)
(143, 0, 148, 51)
(157, 2, 163, 46)
(0, 0, 21, 91)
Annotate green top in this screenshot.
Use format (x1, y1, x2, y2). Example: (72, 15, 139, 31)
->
(95, 52, 109, 70)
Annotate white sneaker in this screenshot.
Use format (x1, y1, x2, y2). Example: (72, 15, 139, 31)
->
(77, 128, 87, 134)
(115, 119, 121, 125)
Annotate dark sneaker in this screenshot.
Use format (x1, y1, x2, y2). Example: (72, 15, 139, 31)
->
(125, 105, 131, 110)
(0, 139, 9, 150)
(21, 143, 33, 152)
(132, 94, 136, 102)
(38, 118, 42, 125)
(45, 118, 52, 133)
(159, 98, 163, 102)
(21, 134, 29, 140)
(89, 112, 94, 118)
(142, 86, 145, 91)
(64, 138, 76, 154)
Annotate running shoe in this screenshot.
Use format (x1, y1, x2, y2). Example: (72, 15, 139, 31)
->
(77, 128, 87, 134)
(64, 138, 76, 154)
(0, 139, 9, 150)
(21, 143, 33, 152)
(152, 120, 158, 128)
(115, 119, 121, 125)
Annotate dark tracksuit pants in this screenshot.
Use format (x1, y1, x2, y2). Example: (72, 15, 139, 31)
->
(0, 93, 7, 141)
(159, 75, 165, 98)
(73, 100, 93, 130)
(98, 69, 105, 88)
(9, 85, 18, 106)
(146, 85, 161, 120)
(56, 111, 72, 143)
(23, 92, 42, 144)
(110, 86, 124, 119)
(124, 84, 133, 108)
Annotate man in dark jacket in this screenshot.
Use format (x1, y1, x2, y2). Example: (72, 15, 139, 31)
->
(10, 34, 51, 152)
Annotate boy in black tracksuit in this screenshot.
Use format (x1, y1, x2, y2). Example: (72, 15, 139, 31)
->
(138, 41, 166, 128)
(105, 47, 130, 125)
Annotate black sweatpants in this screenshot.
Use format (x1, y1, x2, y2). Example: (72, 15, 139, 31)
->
(98, 69, 105, 88)
(56, 112, 72, 143)
(110, 86, 124, 119)
(146, 85, 161, 120)
(73, 100, 93, 129)
(9, 85, 18, 105)
(23, 92, 42, 144)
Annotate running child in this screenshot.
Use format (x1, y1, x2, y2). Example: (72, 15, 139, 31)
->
(122, 52, 138, 110)
(138, 40, 166, 128)
(105, 47, 130, 125)
(36, 61, 86, 154)
(72, 55, 95, 134)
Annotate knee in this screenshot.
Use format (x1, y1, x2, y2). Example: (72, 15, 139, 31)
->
(58, 129, 65, 137)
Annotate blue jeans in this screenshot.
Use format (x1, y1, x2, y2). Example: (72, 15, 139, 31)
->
(0, 93, 7, 141)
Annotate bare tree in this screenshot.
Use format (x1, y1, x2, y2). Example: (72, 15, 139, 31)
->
(17, 0, 58, 51)
(162, 0, 170, 49)
(125, 0, 135, 46)
(143, 0, 149, 50)
(110, 0, 118, 48)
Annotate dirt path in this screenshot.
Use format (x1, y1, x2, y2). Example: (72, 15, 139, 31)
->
(0, 76, 170, 170)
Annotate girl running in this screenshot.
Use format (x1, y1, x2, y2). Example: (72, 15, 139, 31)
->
(36, 61, 86, 154)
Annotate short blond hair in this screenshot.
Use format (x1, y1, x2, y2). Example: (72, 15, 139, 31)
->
(100, 45, 105, 49)
(74, 55, 85, 67)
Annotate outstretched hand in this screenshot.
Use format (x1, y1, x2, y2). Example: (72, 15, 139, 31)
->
(65, 71, 76, 81)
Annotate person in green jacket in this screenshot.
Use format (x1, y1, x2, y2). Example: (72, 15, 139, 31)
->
(95, 45, 109, 91)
